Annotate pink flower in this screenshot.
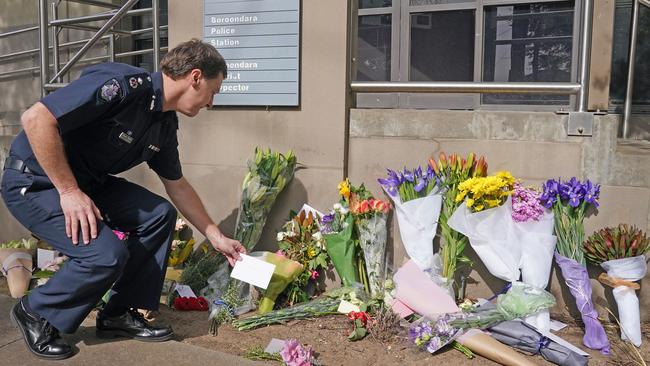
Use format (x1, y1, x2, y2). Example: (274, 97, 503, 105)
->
(511, 183, 544, 222)
(310, 270, 319, 280)
(280, 339, 313, 366)
(275, 250, 286, 258)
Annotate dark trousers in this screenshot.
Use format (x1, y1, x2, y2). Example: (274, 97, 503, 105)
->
(1, 170, 175, 333)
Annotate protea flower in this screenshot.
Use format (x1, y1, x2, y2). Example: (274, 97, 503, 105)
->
(583, 224, 650, 264)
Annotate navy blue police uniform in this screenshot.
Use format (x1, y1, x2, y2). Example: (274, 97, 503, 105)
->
(1, 62, 181, 333)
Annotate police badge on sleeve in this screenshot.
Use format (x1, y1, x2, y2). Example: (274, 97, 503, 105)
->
(99, 79, 122, 102)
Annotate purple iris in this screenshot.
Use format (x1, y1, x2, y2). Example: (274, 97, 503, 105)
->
(378, 169, 402, 197)
(540, 177, 600, 209)
(569, 193, 581, 207)
(583, 180, 600, 207)
(414, 177, 427, 192)
(402, 168, 414, 183)
(426, 165, 436, 181)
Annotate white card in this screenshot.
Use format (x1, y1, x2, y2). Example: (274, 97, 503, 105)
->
(230, 254, 276, 290)
(174, 284, 197, 298)
(549, 319, 568, 332)
(337, 300, 360, 314)
(264, 338, 286, 354)
(37, 248, 57, 270)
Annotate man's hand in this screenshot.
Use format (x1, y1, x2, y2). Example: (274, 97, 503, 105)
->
(210, 234, 246, 266)
(59, 188, 103, 245)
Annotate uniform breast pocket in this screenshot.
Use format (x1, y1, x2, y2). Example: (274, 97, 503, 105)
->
(107, 124, 137, 150)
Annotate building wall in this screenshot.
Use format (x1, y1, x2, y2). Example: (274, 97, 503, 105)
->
(349, 108, 650, 320)
(152, 0, 348, 249)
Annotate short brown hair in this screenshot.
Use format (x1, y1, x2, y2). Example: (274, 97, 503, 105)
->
(160, 39, 227, 80)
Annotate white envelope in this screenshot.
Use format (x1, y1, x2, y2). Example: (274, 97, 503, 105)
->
(230, 254, 276, 290)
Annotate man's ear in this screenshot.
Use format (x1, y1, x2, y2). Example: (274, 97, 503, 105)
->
(189, 69, 203, 86)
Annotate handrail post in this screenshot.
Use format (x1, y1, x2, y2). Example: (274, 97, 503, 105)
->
(38, 0, 50, 96)
(108, 34, 115, 62)
(52, 1, 61, 82)
(622, 0, 641, 139)
(577, 0, 593, 112)
(49, 0, 139, 83)
(152, 0, 160, 71)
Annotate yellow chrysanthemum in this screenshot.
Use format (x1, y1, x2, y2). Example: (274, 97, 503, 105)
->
(307, 247, 317, 259)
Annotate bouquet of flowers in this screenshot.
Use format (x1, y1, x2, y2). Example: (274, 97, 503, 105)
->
(540, 178, 610, 353)
(584, 224, 649, 346)
(409, 282, 555, 363)
(510, 183, 557, 332)
(351, 197, 391, 298)
(448, 171, 520, 285)
(0, 238, 37, 298)
(168, 217, 196, 267)
(410, 282, 555, 349)
(321, 196, 358, 287)
(275, 209, 328, 307)
(235, 148, 297, 250)
(428, 153, 487, 294)
(378, 166, 443, 277)
(203, 148, 296, 312)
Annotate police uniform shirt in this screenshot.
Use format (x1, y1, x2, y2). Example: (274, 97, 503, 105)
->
(10, 62, 182, 191)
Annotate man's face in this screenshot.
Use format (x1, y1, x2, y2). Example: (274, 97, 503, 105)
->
(177, 69, 224, 117)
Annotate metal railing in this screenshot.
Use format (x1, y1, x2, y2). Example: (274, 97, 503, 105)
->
(0, 0, 164, 95)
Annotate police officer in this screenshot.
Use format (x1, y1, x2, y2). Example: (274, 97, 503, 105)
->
(1, 39, 246, 360)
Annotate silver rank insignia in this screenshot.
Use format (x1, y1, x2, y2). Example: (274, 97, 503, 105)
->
(129, 77, 138, 89)
(100, 79, 121, 102)
(148, 144, 160, 152)
(119, 132, 134, 144)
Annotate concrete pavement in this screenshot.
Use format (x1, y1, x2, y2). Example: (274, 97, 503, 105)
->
(0, 295, 263, 366)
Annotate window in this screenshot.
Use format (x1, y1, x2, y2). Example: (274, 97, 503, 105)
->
(609, 1, 650, 111)
(354, 0, 580, 109)
(357, 15, 392, 81)
(410, 10, 474, 82)
(483, 2, 574, 105)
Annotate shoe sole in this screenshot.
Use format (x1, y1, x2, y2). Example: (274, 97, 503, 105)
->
(95, 329, 174, 342)
(9, 305, 74, 361)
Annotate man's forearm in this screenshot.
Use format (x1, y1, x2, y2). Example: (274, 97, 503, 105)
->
(163, 177, 224, 241)
(22, 103, 78, 194)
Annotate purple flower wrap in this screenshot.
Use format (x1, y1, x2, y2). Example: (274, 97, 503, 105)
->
(555, 253, 610, 354)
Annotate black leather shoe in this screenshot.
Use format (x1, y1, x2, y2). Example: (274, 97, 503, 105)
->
(96, 309, 173, 342)
(10, 299, 73, 360)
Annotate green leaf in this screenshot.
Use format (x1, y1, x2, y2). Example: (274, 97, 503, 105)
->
(347, 322, 367, 341)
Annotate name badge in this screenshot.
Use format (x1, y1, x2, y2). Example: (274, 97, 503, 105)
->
(148, 144, 160, 152)
(119, 132, 134, 144)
